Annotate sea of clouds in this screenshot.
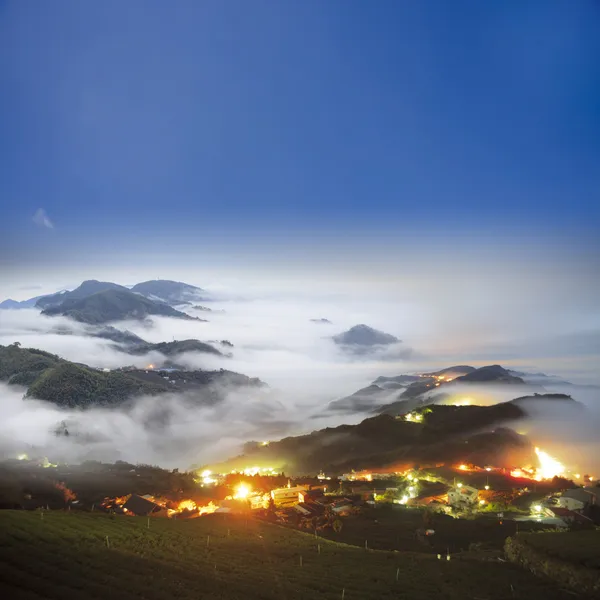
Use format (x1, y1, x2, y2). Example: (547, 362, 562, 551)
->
(0, 280, 598, 470)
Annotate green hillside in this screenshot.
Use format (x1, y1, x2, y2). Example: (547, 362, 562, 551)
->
(26, 362, 168, 408)
(0, 344, 260, 408)
(0, 344, 169, 407)
(0, 511, 583, 600)
(0, 344, 60, 384)
(126, 338, 223, 357)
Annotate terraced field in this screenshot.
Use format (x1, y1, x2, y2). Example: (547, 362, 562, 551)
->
(0, 511, 590, 600)
(516, 529, 600, 569)
(315, 505, 547, 554)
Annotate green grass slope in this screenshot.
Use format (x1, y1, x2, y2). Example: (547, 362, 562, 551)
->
(0, 511, 585, 600)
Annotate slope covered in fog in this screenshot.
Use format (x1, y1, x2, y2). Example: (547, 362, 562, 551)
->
(209, 393, 583, 475)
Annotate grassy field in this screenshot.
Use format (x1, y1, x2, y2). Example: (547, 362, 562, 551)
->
(0, 511, 591, 600)
(516, 529, 600, 569)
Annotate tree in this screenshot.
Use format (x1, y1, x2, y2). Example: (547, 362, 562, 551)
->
(266, 496, 276, 521)
(382, 489, 398, 503)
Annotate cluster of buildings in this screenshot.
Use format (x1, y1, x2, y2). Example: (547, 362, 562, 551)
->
(532, 486, 599, 527)
(102, 463, 600, 529)
(339, 470, 399, 482)
(272, 485, 361, 520)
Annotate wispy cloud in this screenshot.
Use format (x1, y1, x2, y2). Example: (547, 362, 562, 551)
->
(32, 208, 54, 229)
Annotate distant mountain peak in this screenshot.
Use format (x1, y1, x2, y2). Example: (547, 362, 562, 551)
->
(130, 280, 203, 305)
(36, 281, 127, 309)
(454, 365, 524, 384)
(332, 324, 400, 346)
(41, 288, 200, 325)
(0, 294, 50, 310)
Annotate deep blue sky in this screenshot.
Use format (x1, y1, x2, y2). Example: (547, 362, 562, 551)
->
(1, 0, 599, 264)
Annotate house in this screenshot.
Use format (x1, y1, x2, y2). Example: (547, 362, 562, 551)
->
(447, 485, 478, 507)
(330, 499, 354, 515)
(558, 488, 597, 511)
(549, 507, 595, 527)
(294, 502, 325, 517)
(271, 486, 308, 504)
(123, 494, 168, 517)
(298, 489, 324, 504)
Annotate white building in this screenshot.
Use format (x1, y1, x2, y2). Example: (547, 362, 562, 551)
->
(270, 486, 308, 503)
(557, 488, 596, 511)
(447, 485, 479, 507)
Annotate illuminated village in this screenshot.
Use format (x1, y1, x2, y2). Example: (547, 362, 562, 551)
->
(90, 434, 597, 533)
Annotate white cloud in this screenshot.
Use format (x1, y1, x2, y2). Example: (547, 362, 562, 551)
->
(32, 208, 54, 229)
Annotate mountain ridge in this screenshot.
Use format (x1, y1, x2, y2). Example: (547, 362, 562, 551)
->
(36, 280, 129, 309)
(0, 343, 261, 409)
(41, 289, 200, 324)
(210, 393, 581, 475)
(1, 279, 205, 311)
(130, 279, 204, 305)
(332, 324, 400, 346)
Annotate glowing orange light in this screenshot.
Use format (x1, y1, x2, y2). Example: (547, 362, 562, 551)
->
(234, 484, 251, 500)
(198, 502, 218, 516)
(178, 499, 197, 512)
